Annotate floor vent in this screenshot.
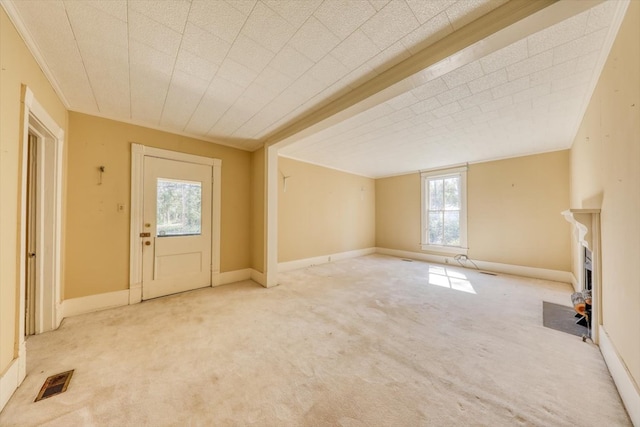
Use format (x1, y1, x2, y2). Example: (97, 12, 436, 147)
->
(35, 370, 74, 402)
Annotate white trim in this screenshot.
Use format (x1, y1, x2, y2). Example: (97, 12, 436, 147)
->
(60, 290, 130, 318)
(599, 325, 640, 427)
(0, 340, 26, 413)
(129, 144, 222, 301)
(278, 248, 377, 273)
(264, 145, 279, 288)
(376, 247, 573, 283)
(219, 269, 252, 285)
(251, 269, 266, 286)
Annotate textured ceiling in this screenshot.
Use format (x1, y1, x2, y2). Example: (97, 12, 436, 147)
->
(2, 0, 627, 177)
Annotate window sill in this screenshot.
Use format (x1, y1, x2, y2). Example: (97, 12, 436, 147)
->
(420, 244, 468, 255)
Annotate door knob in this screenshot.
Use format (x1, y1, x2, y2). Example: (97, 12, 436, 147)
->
(145, 241, 151, 246)
(28, 252, 36, 258)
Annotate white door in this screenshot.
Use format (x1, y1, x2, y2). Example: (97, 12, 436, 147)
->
(142, 156, 212, 300)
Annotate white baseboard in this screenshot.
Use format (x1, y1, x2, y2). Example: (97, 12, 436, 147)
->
(61, 289, 130, 318)
(251, 269, 266, 287)
(278, 247, 377, 273)
(375, 247, 573, 283)
(0, 347, 25, 413)
(599, 325, 640, 426)
(219, 269, 252, 285)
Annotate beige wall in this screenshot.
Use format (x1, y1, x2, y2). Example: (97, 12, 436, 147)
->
(570, 1, 640, 390)
(251, 147, 265, 273)
(278, 157, 375, 262)
(0, 9, 68, 372)
(468, 151, 570, 271)
(376, 151, 571, 272)
(65, 112, 252, 299)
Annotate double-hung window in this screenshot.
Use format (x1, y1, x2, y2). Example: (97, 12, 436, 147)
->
(421, 166, 468, 254)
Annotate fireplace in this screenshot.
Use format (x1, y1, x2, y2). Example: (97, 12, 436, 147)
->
(562, 209, 601, 343)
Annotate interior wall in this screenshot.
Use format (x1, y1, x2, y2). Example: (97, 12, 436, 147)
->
(0, 8, 68, 372)
(278, 157, 375, 263)
(65, 112, 252, 299)
(569, 0, 639, 391)
(467, 151, 570, 271)
(376, 151, 571, 272)
(251, 147, 265, 273)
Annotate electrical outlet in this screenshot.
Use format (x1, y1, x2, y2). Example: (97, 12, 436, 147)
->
(117, 203, 125, 213)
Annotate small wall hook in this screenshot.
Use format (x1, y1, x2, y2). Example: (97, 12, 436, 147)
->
(98, 166, 105, 185)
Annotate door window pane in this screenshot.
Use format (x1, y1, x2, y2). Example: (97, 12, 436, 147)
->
(157, 178, 202, 237)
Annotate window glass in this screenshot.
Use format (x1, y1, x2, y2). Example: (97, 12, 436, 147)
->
(156, 178, 202, 237)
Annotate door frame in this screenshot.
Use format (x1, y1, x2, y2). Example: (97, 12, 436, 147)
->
(129, 144, 221, 304)
(18, 85, 64, 341)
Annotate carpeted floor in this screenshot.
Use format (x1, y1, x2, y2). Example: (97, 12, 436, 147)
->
(0, 255, 631, 426)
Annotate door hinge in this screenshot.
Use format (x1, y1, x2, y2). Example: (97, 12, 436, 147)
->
(139, 232, 151, 238)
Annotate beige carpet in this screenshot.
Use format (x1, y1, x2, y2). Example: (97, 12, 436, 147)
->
(0, 255, 631, 426)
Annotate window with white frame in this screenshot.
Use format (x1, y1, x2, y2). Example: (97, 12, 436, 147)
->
(421, 166, 468, 254)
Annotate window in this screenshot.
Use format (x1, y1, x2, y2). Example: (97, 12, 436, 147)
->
(421, 166, 467, 254)
(156, 178, 202, 237)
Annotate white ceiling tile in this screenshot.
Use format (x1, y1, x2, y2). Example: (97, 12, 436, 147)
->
(314, 0, 376, 39)
(330, 29, 380, 70)
(369, 0, 391, 12)
(264, 0, 322, 27)
(181, 23, 231, 66)
(385, 91, 420, 110)
(188, 0, 248, 44)
(428, 115, 455, 128)
(431, 101, 461, 119)
(527, 11, 588, 56)
(130, 69, 171, 123)
(81, 1, 127, 22)
(410, 98, 441, 115)
(442, 61, 484, 88)
(506, 51, 553, 80)
(412, 78, 449, 100)
(467, 68, 507, 94)
(175, 49, 219, 82)
(576, 51, 600, 72)
(367, 40, 410, 74)
(361, 0, 420, 50)
(585, 1, 617, 34)
(65, 1, 128, 46)
(552, 28, 607, 66)
(405, 0, 454, 24)
(288, 16, 340, 62)
(458, 89, 493, 108)
(185, 77, 245, 134)
(436, 85, 471, 105)
(241, 2, 296, 53)
(227, 34, 275, 73)
(209, 105, 257, 136)
(225, 0, 258, 16)
(451, 106, 482, 122)
(129, 0, 190, 34)
(216, 58, 259, 88)
(401, 12, 452, 55)
(512, 83, 551, 104)
(129, 9, 181, 57)
(129, 40, 175, 76)
(445, 0, 508, 31)
(160, 70, 210, 129)
(341, 63, 377, 89)
(480, 95, 512, 113)
(251, 66, 295, 100)
(491, 76, 529, 99)
(529, 59, 577, 87)
(551, 70, 592, 92)
(308, 55, 350, 87)
(269, 46, 315, 80)
(479, 39, 528, 74)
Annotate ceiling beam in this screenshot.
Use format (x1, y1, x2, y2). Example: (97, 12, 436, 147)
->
(265, 0, 605, 150)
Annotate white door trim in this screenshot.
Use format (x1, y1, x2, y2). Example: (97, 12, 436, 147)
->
(17, 85, 64, 381)
(129, 144, 221, 304)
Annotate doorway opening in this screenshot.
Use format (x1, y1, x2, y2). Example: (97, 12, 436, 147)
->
(20, 86, 64, 341)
